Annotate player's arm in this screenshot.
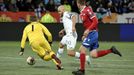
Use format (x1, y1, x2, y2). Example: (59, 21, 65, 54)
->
(71, 15, 77, 32)
(83, 17, 98, 37)
(87, 16, 98, 31)
(41, 24, 52, 44)
(83, 11, 98, 37)
(80, 12, 90, 39)
(19, 28, 27, 56)
(87, 8, 98, 31)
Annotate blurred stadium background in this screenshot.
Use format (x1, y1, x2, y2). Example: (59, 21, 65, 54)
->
(0, 0, 134, 75)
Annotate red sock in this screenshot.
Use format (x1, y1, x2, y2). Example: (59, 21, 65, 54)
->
(80, 53, 85, 71)
(97, 50, 112, 58)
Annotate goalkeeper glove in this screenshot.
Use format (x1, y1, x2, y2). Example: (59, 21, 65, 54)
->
(19, 48, 24, 56)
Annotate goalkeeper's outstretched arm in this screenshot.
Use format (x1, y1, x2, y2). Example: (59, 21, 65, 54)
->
(41, 24, 52, 43)
(19, 29, 27, 56)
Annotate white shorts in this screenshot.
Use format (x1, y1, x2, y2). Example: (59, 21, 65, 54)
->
(60, 32, 77, 50)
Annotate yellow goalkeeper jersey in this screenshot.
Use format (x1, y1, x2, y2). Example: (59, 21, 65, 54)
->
(21, 22, 52, 48)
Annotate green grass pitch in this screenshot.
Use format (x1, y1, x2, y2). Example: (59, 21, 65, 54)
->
(0, 41, 134, 75)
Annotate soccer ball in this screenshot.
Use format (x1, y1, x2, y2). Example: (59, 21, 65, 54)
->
(26, 56, 35, 65)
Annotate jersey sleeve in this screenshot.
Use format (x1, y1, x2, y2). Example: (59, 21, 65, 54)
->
(40, 24, 52, 42)
(87, 8, 98, 30)
(87, 8, 96, 19)
(83, 7, 98, 30)
(88, 17, 98, 30)
(21, 28, 27, 48)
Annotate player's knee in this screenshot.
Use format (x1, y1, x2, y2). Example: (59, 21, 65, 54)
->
(90, 53, 98, 58)
(90, 49, 98, 58)
(79, 46, 87, 54)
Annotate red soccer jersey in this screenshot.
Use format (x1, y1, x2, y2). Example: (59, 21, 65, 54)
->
(80, 6, 98, 30)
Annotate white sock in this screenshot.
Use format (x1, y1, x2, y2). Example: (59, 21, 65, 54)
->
(75, 52, 80, 58)
(86, 55, 91, 64)
(86, 55, 89, 61)
(56, 48, 64, 58)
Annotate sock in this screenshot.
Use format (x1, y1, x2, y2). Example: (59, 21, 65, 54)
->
(97, 50, 112, 57)
(51, 54, 61, 65)
(52, 59, 59, 65)
(75, 52, 80, 58)
(80, 53, 85, 71)
(86, 55, 90, 62)
(56, 48, 64, 58)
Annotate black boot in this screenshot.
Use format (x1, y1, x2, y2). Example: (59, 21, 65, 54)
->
(111, 46, 122, 57)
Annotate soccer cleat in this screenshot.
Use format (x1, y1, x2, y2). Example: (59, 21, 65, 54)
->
(72, 69, 85, 75)
(111, 46, 122, 57)
(56, 65, 64, 70)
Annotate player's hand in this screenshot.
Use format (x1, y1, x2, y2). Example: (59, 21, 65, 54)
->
(82, 29, 91, 40)
(19, 51, 24, 56)
(82, 35, 86, 41)
(83, 29, 90, 36)
(59, 30, 64, 38)
(19, 48, 24, 56)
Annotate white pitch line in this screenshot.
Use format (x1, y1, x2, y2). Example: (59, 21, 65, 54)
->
(0, 56, 134, 62)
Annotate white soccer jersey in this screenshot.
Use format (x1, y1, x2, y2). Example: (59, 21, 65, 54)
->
(62, 12, 74, 34)
(61, 12, 78, 50)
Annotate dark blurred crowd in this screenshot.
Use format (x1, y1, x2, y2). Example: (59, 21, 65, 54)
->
(0, 0, 134, 14)
(88, 0, 134, 14)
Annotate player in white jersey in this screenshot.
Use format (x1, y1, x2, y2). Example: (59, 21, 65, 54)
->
(56, 5, 91, 64)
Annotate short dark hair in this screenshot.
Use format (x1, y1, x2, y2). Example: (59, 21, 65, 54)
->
(30, 16, 38, 21)
(77, 0, 86, 5)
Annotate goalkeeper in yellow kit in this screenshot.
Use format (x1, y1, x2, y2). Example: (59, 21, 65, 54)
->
(19, 17, 63, 70)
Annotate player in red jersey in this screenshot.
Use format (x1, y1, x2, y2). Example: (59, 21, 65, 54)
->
(72, 0, 122, 75)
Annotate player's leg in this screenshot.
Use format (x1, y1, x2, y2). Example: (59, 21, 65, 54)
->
(89, 31, 122, 58)
(66, 35, 80, 57)
(37, 48, 61, 66)
(72, 45, 86, 75)
(90, 43, 113, 58)
(56, 35, 67, 58)
(41, 41, 63, 69)
(66, 35, 91, 65)
(73, 36, 89, 75)
(90, 46, 122, 58)
(72, 31, 98, 75)
(56, 43, 65, 58)
(31, 42, 48, 60)
(87, 31, 113, 58)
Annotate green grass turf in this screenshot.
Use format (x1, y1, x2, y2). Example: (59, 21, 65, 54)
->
(0, 41, 134, 75)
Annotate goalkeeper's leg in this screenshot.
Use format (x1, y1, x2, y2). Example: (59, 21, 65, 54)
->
(40, 42, 63, 70)
(49, 51, 63, 70)
(38, 51, 63, 70)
